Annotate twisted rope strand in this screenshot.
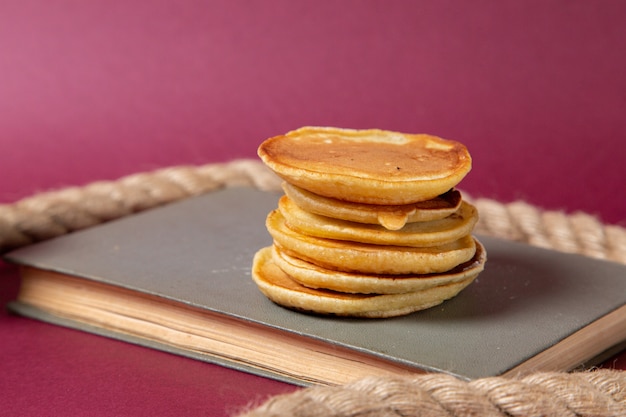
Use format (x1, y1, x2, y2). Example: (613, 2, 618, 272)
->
(469, 198, 626, 265)
(0, 160, 282, 253)
(237, 370, 626, 417)
(1, 159, 625, 266)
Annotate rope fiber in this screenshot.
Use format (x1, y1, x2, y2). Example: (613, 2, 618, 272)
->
(237, 370, 626, 417)
(1, 159, 624, 416)
(1, 160, 625, 264)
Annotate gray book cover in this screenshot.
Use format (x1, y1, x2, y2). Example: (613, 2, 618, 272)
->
(5, 187, 626, 384)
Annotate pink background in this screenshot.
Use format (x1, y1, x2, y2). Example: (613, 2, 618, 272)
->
(1, 1, 625, 416)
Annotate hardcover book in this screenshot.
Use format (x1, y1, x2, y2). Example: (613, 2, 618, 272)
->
(5, 187, 626, 386)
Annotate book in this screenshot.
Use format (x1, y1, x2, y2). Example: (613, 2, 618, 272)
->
(4, 187, 626, 386)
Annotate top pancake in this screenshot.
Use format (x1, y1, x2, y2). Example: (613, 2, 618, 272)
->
(258, 126, 472, 205)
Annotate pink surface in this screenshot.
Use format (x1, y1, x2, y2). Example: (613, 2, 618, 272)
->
(1, 1, 625, 416)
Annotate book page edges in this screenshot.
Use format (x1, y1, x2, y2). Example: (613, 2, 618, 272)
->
(15, 267, 428, 386)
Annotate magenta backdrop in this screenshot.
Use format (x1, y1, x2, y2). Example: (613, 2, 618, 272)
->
(1, 1, 625, 416)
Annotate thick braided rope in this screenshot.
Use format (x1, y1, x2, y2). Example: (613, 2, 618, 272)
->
(0, 160, 281, 254)
(1, 159, 625, 265)
(1, 159, 625, 415)
(237, 370, 626, 417)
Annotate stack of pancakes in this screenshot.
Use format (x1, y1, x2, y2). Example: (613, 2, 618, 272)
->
(252, 127, 486, 318)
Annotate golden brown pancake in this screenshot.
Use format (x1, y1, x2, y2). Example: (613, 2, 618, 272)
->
(282, 182, 462, 230)
(252, 247, 475, 318)
(266, 209, 477, 274)
(278, 195, 478, 247)
(258, 126, 472, 205)
(252, 126, 484, 318)
(271, 240, 486, 294)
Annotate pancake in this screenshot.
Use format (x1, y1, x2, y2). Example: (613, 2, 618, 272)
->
(266, 209, 477, 275)
(271, 240, 486, 294)
(282, 182, 462, 230)
(278, 194, 478, 247)
(253, 126, 484, 317)
(252, 247, 475, 318)
(258, 126, 472, 205)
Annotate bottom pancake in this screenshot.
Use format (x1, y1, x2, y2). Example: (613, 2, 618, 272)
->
(251, 246, 475, 318)
(271, 239, 486, 294)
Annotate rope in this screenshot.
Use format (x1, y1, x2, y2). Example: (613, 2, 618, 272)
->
(237, 370, 626, 417)
(0, 160, 282, 254)
(1, 160, 625, 265)
(472, 198, 626, 264)
(1, 159, 625, 416)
